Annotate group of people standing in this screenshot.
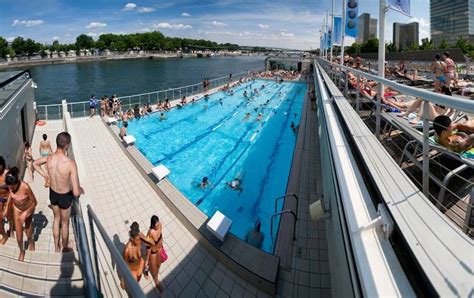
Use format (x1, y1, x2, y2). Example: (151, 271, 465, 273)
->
(121, 216, 165, 292)
(0, 132, 83, 261)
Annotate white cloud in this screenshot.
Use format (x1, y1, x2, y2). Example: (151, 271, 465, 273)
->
(86, 22, 107, 29)
(141, 28, 151, 32)
(6, 37, 15, 42)
(280, 32, 295, 37)
(211, 21, 227, 27)
(123, 3, 137, 11)
(152, 22, 192, 29)
(138, 7, 155, 13)
(410, 17, 429, 27)
(258, 24, 269, 29)
(53, 36, 59, 40)
(12, 19, 44, 27)
(86, 32, 98, 37)
(181, 12, 191, 17)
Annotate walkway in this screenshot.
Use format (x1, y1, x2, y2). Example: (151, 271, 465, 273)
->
(71, 116, 270, 297)
(0, 120, 85, 297)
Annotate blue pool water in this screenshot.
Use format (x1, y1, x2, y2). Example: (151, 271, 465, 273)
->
(126, 79, 306, 252)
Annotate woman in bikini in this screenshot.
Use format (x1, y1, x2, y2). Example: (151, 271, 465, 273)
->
(0, 156, 12, 244)
(3, 167, 37, 261)
(147, 215, 164, 292)
(121, 223, 147, 290)
(24, 142, 34, 182)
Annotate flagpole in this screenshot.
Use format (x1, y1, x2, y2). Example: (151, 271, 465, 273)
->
(376, 0, 386, 139)
(325, 10, 329, 58)
(340, 0, 346, 67)
(330, 0, 334, 62)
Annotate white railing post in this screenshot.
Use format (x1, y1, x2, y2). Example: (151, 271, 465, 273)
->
(422, 100, 430, 196)
(356, 74, 360, 112)
(45, 106, 49, 120)
(61, 99, 67, 119)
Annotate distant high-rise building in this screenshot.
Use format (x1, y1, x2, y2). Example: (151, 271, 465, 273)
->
(393, 22, 419, 50)
(430, 0, 474, 45)
(357, 13, 378, 43)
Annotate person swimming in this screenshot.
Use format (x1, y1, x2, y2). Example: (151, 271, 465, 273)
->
(226, 173, 244, 194)
(199, 177, 209, 189)
(159, 113, 167, 121)
(243, 91, 248, 98)
(256, 112, 263, 121)
(244, 112, 251, 120)
(219, 98, 223, 106)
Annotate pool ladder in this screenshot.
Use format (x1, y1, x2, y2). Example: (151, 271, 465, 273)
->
(270, 194, 299, 249)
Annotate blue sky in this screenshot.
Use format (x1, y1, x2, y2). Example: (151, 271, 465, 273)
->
(0, 0, 431, 50)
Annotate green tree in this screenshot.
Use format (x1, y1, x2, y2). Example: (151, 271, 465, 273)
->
(438, 38, 448, 49)
(455, 36, 472, 54)
(0, 37, 8, 58)
(360, 38, 378, 53)
(420, 38, 434, 50)
(5, 47, 15, 57)
(347, 42, 361, 54)
(386, 42, 397, 53)
(11, 37, 26, 55)
(75, 34, 94, 50)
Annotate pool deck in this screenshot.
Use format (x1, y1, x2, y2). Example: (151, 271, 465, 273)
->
(103, 76, 330, 297)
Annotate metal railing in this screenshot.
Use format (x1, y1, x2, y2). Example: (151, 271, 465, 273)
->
(87, 205, 145, 297)
(36, 68, 264, 119)
(317, 58, 474, 235)
(71, 200, 100, 298)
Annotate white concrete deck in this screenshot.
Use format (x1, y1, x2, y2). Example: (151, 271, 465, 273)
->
(72, 116, 270, 297)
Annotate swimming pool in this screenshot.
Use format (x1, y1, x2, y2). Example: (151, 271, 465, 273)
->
(126, 79, 305, 252)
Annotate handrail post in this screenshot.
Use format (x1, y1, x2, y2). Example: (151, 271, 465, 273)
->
(344, 71, 348, 97)
(356, 74, 360, 112)
(88, 208, 101, 292)
(422, 100, 430, 196)
(45, 106, 48, 120)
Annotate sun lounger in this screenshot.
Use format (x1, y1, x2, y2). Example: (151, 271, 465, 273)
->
(123, 135, 136, 145)
(206, 211, 232, 242)
(106, 117, 117, 125)
(381, 112, 473, 212)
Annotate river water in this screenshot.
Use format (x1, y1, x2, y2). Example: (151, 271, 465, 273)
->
(13, 56, 266, 105)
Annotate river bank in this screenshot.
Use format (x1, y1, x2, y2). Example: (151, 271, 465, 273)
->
(0, 53, 198, 70)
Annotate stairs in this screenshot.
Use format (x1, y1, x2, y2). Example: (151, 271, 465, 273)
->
(0, 121, 85, 297)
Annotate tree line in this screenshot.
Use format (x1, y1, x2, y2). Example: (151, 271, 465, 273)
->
(344, 36, 474, 58)
(0, 31, 241, 58)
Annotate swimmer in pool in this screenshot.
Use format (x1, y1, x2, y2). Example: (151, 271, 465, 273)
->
(159, 113, 166, 121)
(244, 112, 251, 121)
(226, 173, 244, 194)
(256, 113, 263, 121)
(199, 177, 210, 189)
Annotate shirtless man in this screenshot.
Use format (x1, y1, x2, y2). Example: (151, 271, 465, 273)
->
(33, 132, 84, 253)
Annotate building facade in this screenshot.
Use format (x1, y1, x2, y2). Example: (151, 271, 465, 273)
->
(357, 13, 378, 43)
(393, 22, 420, 50)
(430, 0, 474, 45)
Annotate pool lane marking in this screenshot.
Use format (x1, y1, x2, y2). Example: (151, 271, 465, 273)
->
(196, 85, 295, 206)
(250, 86, 305, 220)
(152, 84, 286, 165)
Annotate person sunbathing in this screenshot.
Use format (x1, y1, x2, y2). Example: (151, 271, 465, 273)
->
(433, 115, 473, 152)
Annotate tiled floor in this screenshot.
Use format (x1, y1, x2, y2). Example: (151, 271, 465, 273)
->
(71, 117, 271, 297)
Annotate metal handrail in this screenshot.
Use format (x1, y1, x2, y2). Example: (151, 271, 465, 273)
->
(270, 210, 297, 247)
(274, 193, 299, 216)
(317, 58, 474, 113)
(71, 200, 99, 298)
(87, 205, 145, 297)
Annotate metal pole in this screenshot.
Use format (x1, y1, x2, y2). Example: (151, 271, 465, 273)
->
(88, 210, 101, 292)
(376, 0, 386, 140)
(340, 0, 346, 67)
(356, 73, 360, 112)
(422, 101, 430, 196)
(330, 0, 335, 63)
